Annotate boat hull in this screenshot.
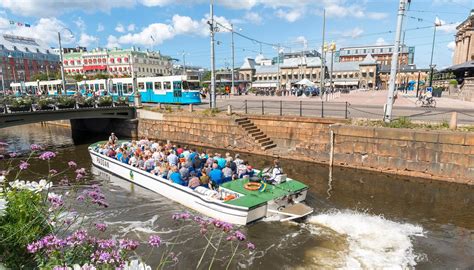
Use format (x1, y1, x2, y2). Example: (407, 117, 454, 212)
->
(89, 151, 266, 225)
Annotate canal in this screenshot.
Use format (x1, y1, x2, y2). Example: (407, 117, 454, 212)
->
(1, 124, 473, 269)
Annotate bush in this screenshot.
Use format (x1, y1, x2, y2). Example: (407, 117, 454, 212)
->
(201, 108, 220, 117)
(384, 116, 413, 128)
(114, 96, 129, 106)
(77, 96, 95, 107)
(9, 97, 33, 111)
(97, 96, 113, 107)
(56, 96, 76, 108)
(37, 97, 56, 110)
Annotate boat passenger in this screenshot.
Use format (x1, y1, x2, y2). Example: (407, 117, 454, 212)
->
(269, 159, 283, 183)
(237, 161, 249, 178)
(225, 153, 233, 163)
(167, 151, 179, 166)
(109, 132, 118, 145)
(188, 176, 201, 189)
(222, 162, 233, 183)
(209, 163, 224, 185)
(216, 154, 226, 169)
(188, 149, 197, 162)
(144, 157, 155, 173)
(179, 162, 190, 180)
(170, 166, 186, 186)
(176, 145, 183, 156)
(200, 169, 211, 188)
(182, 146, 190, 159)
(129, 154, 138, 167)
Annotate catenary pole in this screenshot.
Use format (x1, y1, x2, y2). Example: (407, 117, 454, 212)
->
(209, 0, 216, 109)
(320, 9, 326, 100)
(231, 23, 235, 95)
(384, 0, 407, 123)
(58, 32, 65, 95)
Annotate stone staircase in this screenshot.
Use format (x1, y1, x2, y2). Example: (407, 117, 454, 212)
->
(235, 117, 276, 151)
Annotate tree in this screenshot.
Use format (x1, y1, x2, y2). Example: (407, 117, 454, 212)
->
(94, 73, 110, 80)
(31, 73, 49, 81)
(201, 71, 211, 82)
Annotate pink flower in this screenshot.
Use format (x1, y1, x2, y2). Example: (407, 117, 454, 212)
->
(19, 160, 29, 170)
(148, 235, 161, 247)
(247, 242, 255, 250)
(95, 223, 107, 232)
(39, 151, 56, 160)
(30, 144, 42, 151)
(68, 161, 77, 168)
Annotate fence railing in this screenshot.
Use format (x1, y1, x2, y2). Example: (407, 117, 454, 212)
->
(238, 100, 349, 119)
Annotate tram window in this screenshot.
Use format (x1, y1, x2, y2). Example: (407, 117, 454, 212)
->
(138, 82, 145, 90)
(99, 84, 105, 90)
(111, 84, 117, 94)
(146, 82, 153, 90)
(173, 81, 182, 90)
(154, 82, 162, 90)
(124, 83, 133, 94)
(183, 81, 200, 91)
(163, 81, 171, 90)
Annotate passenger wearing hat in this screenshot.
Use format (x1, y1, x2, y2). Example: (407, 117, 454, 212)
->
(109, 132, 118, 145)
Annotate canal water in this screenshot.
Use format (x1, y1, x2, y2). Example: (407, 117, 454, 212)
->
(1, 124, 473, 269)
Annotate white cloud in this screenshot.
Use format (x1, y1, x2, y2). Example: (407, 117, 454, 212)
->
(342, 27, 364, 38)
(0, 16, 9, 30)
(375, 37, 387, 46)
(115, 23, 126, 33)
(4, 17, 74, 46)
(367, 12, 388, 20)
(172, 14, 206, 36)
(106, 35, 120, 48)
(78, 33, 98, 47)
(74, 17, 86, 32)
(447, 41, 456, 51)
(276, 9, 304, 22)
(244, 11, 262, 24)
(127, 24, 136, 31)
(295, 36, 308, 48)
(118, 23, 174, 45)
(437, 18, 460, 34)
(0, 0, 135, 17)
(97, 23, 105, 32)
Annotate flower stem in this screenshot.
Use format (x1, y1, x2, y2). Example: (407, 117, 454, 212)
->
(225, 242, 239, 270)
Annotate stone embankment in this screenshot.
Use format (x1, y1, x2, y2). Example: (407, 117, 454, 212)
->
(137, 110, 473, 184)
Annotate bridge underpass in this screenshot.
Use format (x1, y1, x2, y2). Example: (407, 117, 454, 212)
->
(0, 107, 138, 141)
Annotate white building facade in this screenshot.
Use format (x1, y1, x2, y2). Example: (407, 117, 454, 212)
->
(63, 47, 173, 78)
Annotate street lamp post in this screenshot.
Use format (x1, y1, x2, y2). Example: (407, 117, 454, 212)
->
(58, 28, 74, 95)
(231, 23, 235, 96)
(131, 55, 142, 108)
(208, 0, 217, 109)
(428, 22, 438, 87)
(0, 67, 4, 96)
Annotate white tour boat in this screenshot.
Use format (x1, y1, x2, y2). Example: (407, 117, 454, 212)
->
(89, 142, 313, 225)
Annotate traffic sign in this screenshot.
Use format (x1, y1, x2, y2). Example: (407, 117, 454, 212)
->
(426, 87, 433, 92)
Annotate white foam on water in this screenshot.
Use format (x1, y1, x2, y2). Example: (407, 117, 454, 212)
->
(308, 209, 425, 269)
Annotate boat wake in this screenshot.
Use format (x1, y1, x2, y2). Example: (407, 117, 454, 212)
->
(307, 209, 425, 269)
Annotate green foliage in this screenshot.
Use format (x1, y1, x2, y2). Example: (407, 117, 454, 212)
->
(115, 96, 129, 106)
(0, 189, 51, 268)
(201, 71, 211, 82)
(10, 97, 33, 109)
(201, 108, 220, 117)
(98, 96, 113, 106)
(31, 73, 49, 81)
(449, 79, 458, 86)
(37, 97, 56, 109)
(73, 74, 86, 82)
(94, 73, 110, 80)
(164, 105, 173, 112)
(77, 96, 95, 107)
(384, 117, 413, 128)
(56, 96, 76, 108)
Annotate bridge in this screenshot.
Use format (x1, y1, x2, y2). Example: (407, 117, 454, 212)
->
(0, 106, 138, 139)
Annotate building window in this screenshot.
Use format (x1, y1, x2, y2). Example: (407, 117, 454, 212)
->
(355, 49, 358, 54)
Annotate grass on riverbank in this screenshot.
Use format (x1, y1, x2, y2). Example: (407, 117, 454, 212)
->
(353, 117, 474, 132)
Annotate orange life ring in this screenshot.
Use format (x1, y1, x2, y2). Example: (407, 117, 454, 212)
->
(244, 182, 261, 191)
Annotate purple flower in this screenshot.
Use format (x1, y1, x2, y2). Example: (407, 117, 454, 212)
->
(65, 230, 88, 247)
(19, 160, 29, 170)
(68, 160, 77, 168)
(9, 152, 17, 158)
(247, 242, 255, 250)
(0, 141, 8, 146)
(234, 230, 246, 241)
(47, 193, 64, 209)
(76, 195, 85, 202)
(148, 235, 161, 247)
(226, 235, 237, 241)
(96, 239, 116, 249)
(49, 169, 58, 175)
(30, 144, 42, 151)
(39, 151, 56, 160)
(27, 243, 39, 253)
(119, 239, 139, 251)
(95, 223, 107, 232)
(172, 212, 191, 220)
(76, 167, 86, 180)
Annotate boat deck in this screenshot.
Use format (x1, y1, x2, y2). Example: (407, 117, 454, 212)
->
(221, 179, 308, 208)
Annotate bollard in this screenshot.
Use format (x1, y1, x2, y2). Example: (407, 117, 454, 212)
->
(189, 104, 193, 113)
(449, 111, 458, 130)
(227, 104, 232, 115)
(158, 103, 162, 109)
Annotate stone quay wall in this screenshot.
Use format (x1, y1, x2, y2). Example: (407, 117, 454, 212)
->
(137, 111, 474, 184)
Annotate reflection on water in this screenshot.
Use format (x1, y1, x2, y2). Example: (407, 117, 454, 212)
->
(1, 124, 473, 269)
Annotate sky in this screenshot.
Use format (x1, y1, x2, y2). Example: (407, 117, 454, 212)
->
(0, 0, 472, 69)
